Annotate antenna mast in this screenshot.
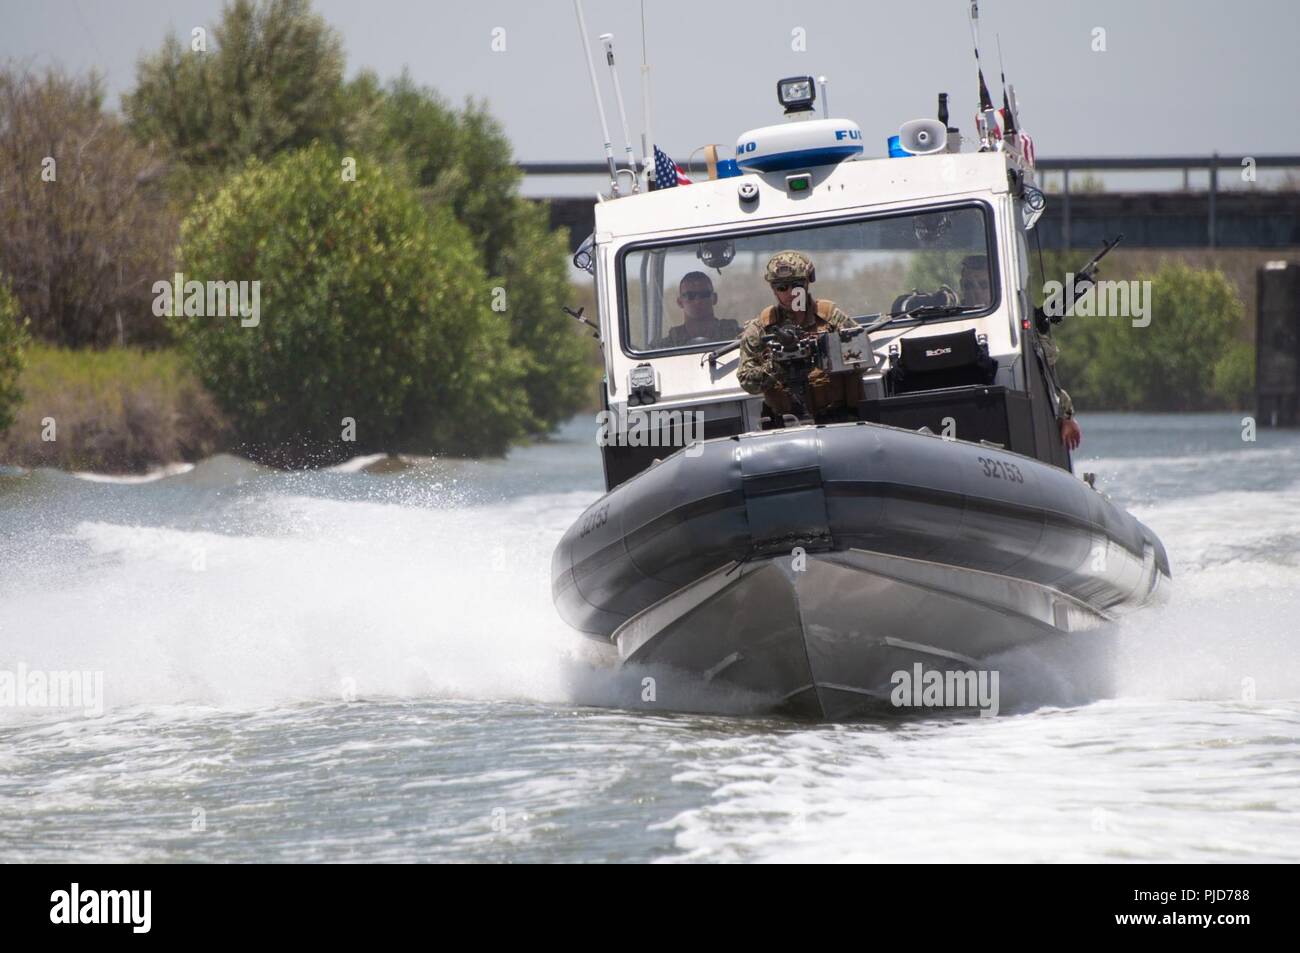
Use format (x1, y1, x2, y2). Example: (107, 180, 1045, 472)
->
(601, 33, 643, 193)
(967, 1, 999, 150)
(640, 0, 654, 191)
(996, 35, 1017, 135)
(574, 0, 620, 196)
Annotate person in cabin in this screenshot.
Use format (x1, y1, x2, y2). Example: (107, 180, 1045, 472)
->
(737, 251, 859, 422)
(651, 272, 742, 348)
(959, 255, 1082, 451)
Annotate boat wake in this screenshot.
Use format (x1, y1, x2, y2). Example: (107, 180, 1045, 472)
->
(1, 463, 1297, 723)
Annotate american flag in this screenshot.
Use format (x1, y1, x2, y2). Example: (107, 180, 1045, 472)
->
(651, 145, 692, 190)
(1020, 131, 1036, 167)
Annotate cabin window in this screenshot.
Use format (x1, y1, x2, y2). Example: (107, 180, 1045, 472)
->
(617, 202, 999, 356)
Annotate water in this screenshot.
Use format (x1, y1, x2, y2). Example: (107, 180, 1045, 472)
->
(1, 414, 1298, 862)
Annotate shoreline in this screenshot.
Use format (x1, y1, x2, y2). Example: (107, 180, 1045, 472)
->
(3, 410, 1274, 480)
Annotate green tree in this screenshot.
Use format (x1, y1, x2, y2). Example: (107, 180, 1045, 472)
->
(495, 201, 592, 433)
(174, 145, 525, 466)
(1069, 262, 1244, 411)
(1211, 340, 1255, 409)
(128, 3, 591, 439)
(0, 279, 28, 435)
(350, 71, 520, 274)
(124, 0, 346, 193)
(347, 71, 591, 433)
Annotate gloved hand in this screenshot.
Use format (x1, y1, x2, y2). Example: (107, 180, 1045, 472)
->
(759, 361, 783, 391)
(808, 367, 830, 389)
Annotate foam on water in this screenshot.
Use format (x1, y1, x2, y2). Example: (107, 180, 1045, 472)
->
(660, 697, 1300, 863)
(2, 418, 1299, 861)
(0, 486, 600, 719)
(2, 451, 1298, 722)
(651, 471, 1300, 862)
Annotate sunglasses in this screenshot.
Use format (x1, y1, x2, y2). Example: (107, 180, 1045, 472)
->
(771, 282, 806, 293)
(680, 290, 713, 300)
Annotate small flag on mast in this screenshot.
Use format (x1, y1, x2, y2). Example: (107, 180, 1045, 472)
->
(651, 146, 692, 190)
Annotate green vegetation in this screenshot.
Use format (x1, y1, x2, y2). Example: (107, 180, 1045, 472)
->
(346, 71, 525, 276)
(1212, 341, 1256, 409)
(1047, 258, 1253, 411)
(0, 0, 593, 470)
(125, 0, 590, 462)
(124, 0, 347, 198)
(341, 70, 591, 435)
(0, 280, 28, 435)
(0, 344, 225, 471)
(175, 145, 525, 466)
(495, 202, 594, 433)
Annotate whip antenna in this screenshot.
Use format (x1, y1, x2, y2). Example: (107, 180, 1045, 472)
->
(967, 1, 997, 148)
(601, 33, 643, 193)
(574, 0, 621, 196)
(996, 34, 1017, 135)
(640, 1, 654, 188)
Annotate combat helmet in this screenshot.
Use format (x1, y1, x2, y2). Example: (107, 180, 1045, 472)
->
(764, 250, 815, 284)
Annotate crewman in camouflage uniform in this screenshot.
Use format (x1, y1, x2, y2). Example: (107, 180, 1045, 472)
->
(737, 251, 860, 422)
(959, 255, 1082, 451)
(651, 272, 742, 348)
(1037, 334, 1080, 451)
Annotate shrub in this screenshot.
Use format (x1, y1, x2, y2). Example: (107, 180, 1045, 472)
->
(1047, 256, 1250, 412)
(494, 200, 594, 434)
(174, 144, 525, 466)
(128, 5, 591, 437)
(1212, 340, 1255, 409)
(0, 280, 27, 435)
(0, 68, 177, 347)
(0, 344, 226, 472)
(346, 71, 591, 433)
(1079, 263, 1245, 411)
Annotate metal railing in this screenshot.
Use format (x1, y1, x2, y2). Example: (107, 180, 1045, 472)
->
(1035, 155, 1300, 248)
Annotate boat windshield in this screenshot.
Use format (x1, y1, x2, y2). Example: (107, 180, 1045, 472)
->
(619, 203, 998, 354)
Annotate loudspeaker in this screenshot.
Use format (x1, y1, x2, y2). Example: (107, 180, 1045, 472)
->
(898, 118, 948, 155)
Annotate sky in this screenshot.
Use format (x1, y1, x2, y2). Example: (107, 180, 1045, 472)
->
(3, 0, 1297, 188)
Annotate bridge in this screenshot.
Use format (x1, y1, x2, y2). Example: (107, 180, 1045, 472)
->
(524, 155, 1300, 251)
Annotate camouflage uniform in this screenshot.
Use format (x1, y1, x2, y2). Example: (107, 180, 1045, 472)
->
(737, 251, 857, 418)
(1037, 330, 1074, 419)
(736, 299, 854, 393)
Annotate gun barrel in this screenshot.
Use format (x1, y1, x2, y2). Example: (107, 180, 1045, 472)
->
(1080, 233, 1124, 275)
(704, 337, 742, 366)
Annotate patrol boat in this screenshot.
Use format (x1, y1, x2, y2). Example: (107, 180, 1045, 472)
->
(551, 26, 1169, 719)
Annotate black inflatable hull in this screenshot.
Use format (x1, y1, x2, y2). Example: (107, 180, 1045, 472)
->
(552, 421, 1170, 719)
